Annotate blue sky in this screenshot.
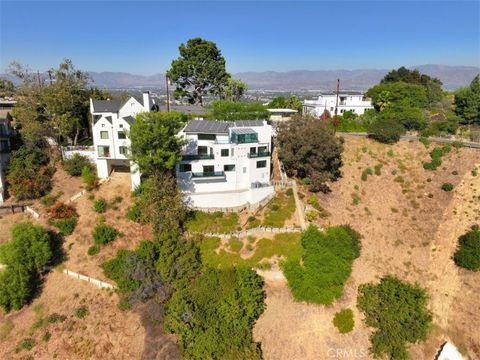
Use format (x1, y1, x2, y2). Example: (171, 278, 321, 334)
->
(0, 1, 479, 74)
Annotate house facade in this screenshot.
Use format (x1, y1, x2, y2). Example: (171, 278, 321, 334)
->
(176, 120, 274, 209)
(303, 91, 373, 117)
(90, 92, 158, 190)
(0, 108, 13, 202)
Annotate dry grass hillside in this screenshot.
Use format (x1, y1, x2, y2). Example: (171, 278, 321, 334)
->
(254, 137, 480, 360)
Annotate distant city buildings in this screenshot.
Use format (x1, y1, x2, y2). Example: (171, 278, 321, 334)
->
(303, 91, 373, 117)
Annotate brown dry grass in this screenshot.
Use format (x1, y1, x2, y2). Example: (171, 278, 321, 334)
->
(254, 137, 480, 360)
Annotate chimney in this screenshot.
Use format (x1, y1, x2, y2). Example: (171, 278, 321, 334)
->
(142, 91, 151, 111)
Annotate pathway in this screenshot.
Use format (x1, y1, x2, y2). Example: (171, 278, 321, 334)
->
(292, 180, 307, 230)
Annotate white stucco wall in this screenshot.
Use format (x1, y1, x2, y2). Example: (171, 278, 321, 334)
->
(186, 186, 275, 209)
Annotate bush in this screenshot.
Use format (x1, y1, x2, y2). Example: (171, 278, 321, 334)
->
(127, 205, 141, 222)
(441, 183, 454, 192)
(333, 308, 354, 334)
(19, 337, 35, 351)
(286, 188, 293, 196)
(453, 225, 480, 271)
(63, 154, 92, 176)
(357, 276, 432, 360)
(81, 166, 98, 191)
(6, 147, 54, 200)
(46, 202, 77, 219)
(282, 225, 361, 305)
(41, 332, 51, 342)
(51, 217, 78, 236)
(306, 210, 318, 222)
(87, 245, 100, 256)
(92, 224, 118, 245)
(93, 198, 107, 213)
(185, 211, 239, 234)
(419, 136, 431, 147)
(165, 268, 265, 359)
(369, 116, 405, 144)
(361, 167, 373, 181)
(47, 313, 66, 323)
(74, 306, 89, 319)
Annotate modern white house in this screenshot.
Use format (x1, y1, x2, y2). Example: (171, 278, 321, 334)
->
(176, 120, 274, 209)
(90, 92, 158, 190)
(303, 91, 373, 117)
(267, 108, 298, 122)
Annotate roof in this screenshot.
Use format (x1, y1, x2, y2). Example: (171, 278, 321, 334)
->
(231, 127, 257, 135)
(183, 119, 266, 134)
(123, 116, 135, 125)
(184, 120, 232, 134)
(436, 342, 463, 360)
(92, 99, 123, 113)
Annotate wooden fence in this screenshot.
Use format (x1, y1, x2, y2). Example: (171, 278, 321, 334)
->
(63, 269, 116, 290)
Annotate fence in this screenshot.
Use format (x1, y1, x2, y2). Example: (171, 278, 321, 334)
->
(63, 269, 116, 290)
(0, 203, 26, 215)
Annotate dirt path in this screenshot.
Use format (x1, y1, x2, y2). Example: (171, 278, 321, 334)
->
(428, 162, 480, 328)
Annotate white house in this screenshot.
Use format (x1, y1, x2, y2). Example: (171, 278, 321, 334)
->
(176, 120, 274, 209)
(90, 91, 158, 190)
(303, 91, 373, 117)
(267, 108, 298, 122)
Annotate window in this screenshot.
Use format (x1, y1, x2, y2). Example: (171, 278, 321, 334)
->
(118, 131, 126, 139)
(119, 146, 128, 155)
(330, 107, 334, 111)
(97, 146, 110, 157)
(198, 146, 208, 155)
(224, 164, 235, 172)
(250, 147, 257, 155)
(258, 146, 267, 154)
(100, 131, 109, 139)
(119, 124, 123, 128)
(256, 160, 267, 168)
(198, 133, 216, 141)
(101, 124, 105, 128)
(203, 165, 214, 173)
(179, 163, 192, 172)
(221, 149, 229, 157)
(243, 167, 247, 173)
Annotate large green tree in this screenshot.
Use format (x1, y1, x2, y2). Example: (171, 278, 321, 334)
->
(277, 118, 343, 192)
(454, 74, 480, 125)
(221, 78, 248, 102)
(167, 38, 231, 106)
(367, 82, 428, 110)
(0, 77, 15, 97)
(129, 111, 186, 176)
(210, 100, 269, 120)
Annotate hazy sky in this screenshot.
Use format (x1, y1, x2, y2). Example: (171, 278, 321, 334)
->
(1, 0, 479, 75)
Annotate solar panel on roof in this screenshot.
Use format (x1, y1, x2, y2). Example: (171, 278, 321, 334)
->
(231, 127, 257, 135)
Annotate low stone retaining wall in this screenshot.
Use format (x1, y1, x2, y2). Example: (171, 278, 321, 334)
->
(63, 269, 116, 290)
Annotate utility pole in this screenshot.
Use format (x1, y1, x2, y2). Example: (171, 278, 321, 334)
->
(334, 78, 340, 118)
(165, 75, 170, 112)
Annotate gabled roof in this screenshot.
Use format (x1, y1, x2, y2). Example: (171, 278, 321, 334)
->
(92, 99, 123, 113)
(123, 116, 135, 125)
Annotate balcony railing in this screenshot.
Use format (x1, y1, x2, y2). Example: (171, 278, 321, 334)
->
(247, 151, 271, 158)
(191, 171, 225, 178)
(182, 154, 214, 161)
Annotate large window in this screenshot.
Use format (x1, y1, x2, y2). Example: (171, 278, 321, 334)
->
(97, 146, 110, 157)
(258, 146, 268, 154)
(203, 165, 215, 173)
(221, 149, 229, 157)
(119, 146, 128, 155)
(179, 163, 192, 172)
(118, 131, 126, 139)
(224, 164, 235, 172)
(100, 131, 109, 139)
(198, 146, 208, 155)
(256, 160, 267, 168)
(198, 133, 216, 141)
(250, 147, 257, 155)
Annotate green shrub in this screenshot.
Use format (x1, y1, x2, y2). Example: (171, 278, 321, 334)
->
(81, 166, 98, 191)
(19, 338, 35, 351)
(262, 192, 296, 228)
(74, 306, 89, 319)
(286, 188, 293, 196)
(112, 196, 123, 204)
(453, 225, 480, 271)
(229, 237, 243, 253)
(165, 268, 265, 359)
(369, 116, 405, 144)
(361, 167, 373, 181)
(41, 332, 51, 342)
(93, 198, 107, 213)
(419, 137, 431, 147)
(47, 313, 66, 323)
(51, 217, 78, 236)
(374, 164, 383, 176)
(472, 169, 478, 177)
(127, 205, 141, 222)
(441, 183, 454, 192)
(451, 140, 464, 148)
(306, 210, 318, 222)
(63, 154, 92, 176)
(93, 224, 118, 245)
(282, 225, 361, 305)
(186, 211, 239, 233)
(387, 149, 394, 157)
(357, 276, 432, 360)
(87, 245, 100, 256)
(333, 308, 354, 333)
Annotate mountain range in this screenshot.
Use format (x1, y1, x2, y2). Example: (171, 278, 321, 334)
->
(2, 64, 478, 91)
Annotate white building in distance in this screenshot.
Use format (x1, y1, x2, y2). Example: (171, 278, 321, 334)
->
(176, 120, 274, 209)
(303, 91, 373, 117)
(267, 108, 298, 122)
(90, 92, 158, 190)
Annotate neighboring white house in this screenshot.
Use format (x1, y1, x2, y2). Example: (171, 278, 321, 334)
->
(303, 91, 373, 117)
(176, 120, 274, 209)
(90, 92, 158, 190)
(267, 108, 298, 122)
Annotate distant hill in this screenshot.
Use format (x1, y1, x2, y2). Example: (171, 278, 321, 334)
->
(2, 64, 478, 91)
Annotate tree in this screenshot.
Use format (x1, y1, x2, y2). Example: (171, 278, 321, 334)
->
(210, 100, 270, 120)
(368, 115, 405, 144)
(129, 111, 186, 176)
(221, 78, 248, 102)
(381, 103, 427, 131)
(357, 276, 432, 360)
(6, 147, 55, 200)
(167, 38, 231, 106)
(0, 77, 15, 97)
(268, 96, 303, 112)
(453, 225, 480, 271)
(454, 74, 480, 125)
(277, 118, 343, 192)
(367, 82, 428, 110)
